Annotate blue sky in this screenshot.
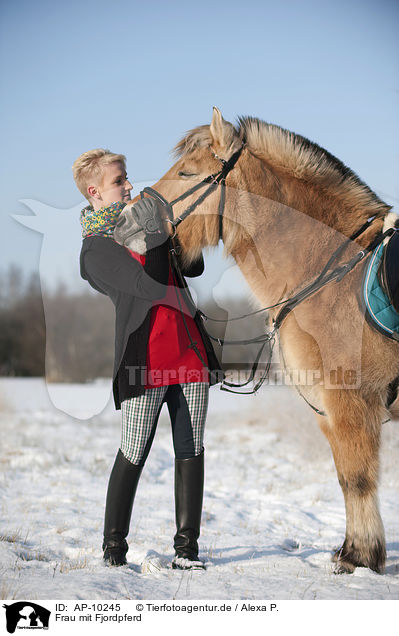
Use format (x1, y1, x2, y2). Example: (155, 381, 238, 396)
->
(1, 0, 398, 299)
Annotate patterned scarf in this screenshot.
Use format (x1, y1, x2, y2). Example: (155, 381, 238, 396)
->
(80, 201, 126, 239)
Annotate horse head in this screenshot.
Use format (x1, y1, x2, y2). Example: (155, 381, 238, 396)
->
(150, 108, 255, 264)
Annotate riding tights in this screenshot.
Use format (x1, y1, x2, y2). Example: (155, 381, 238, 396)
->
(120, 382, 209, 466)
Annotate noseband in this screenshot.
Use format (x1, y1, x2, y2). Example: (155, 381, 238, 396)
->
(139, 144, 244, 242)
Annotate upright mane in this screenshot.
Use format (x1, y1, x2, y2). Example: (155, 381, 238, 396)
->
(174, 116, 391, 217)
(174, 125, 213, 157)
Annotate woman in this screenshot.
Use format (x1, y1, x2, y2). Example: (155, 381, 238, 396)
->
(72, 148, 222, 569)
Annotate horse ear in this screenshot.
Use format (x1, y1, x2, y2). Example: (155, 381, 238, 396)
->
(210, 107, 239, 153)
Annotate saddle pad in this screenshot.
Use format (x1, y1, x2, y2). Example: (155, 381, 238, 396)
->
(363, 243, 399, 341)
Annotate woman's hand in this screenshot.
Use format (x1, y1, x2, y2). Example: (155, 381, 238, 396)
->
(114, 198, 169, 253)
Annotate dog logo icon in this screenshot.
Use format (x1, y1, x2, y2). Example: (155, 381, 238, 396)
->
(2, 602, 51, 633)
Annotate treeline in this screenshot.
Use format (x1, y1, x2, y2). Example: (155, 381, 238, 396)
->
(0, 266, 270, 381)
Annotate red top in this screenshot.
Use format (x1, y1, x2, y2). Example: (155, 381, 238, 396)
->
(127, 249, 208, 388)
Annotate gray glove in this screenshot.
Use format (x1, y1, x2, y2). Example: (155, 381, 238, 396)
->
(113, 197, 169, 254)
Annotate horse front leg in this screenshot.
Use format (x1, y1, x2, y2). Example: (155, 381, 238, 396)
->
(317, 390, 386, 574)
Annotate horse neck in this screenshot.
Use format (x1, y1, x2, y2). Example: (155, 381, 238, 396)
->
(225, 154, 382, 305)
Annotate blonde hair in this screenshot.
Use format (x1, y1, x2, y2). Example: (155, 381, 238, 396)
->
(72, 148, 126, 201)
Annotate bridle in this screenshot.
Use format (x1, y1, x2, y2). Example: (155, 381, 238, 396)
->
(139, 143, 245, 242)
(136, 142, 246, 390)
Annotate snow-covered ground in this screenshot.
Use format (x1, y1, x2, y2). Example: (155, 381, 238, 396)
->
(0, 377, 398, 601)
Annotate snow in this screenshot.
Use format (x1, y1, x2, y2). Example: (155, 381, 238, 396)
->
(0, 377, 398, 601)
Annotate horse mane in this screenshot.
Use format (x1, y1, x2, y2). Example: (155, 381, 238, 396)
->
(174, 116, 391, 217)
(174, 125, 213, 157)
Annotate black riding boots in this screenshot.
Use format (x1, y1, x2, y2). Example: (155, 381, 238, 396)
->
(172, 450, 206, 570)
(103, 448, 205, 569)
(102, 449, 142, 566)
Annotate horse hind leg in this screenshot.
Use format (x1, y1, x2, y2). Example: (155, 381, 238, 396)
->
(317, 390, 386, 574)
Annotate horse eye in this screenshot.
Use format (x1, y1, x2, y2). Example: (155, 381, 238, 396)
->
(178, 171, 197, 179)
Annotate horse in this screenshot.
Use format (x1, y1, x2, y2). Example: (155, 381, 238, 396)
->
(146, 107, 399, 574)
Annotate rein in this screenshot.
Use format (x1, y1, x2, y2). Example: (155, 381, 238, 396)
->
(203, 218, 398, 409)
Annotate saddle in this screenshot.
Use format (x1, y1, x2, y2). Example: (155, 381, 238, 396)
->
(363, 230, 399, 341)
(379, 230, 399, 313)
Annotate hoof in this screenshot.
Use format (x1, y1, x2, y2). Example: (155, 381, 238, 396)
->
(332, 555, 356, 574)
(332, 539, 386, 574)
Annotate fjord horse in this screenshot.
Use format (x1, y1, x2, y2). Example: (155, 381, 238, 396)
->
(149, 108, 398, 573)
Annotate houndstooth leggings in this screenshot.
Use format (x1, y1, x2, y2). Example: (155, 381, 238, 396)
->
(120, 382, 209, 466)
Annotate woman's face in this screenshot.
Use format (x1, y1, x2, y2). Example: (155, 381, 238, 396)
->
(90, 161, 133, 209)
